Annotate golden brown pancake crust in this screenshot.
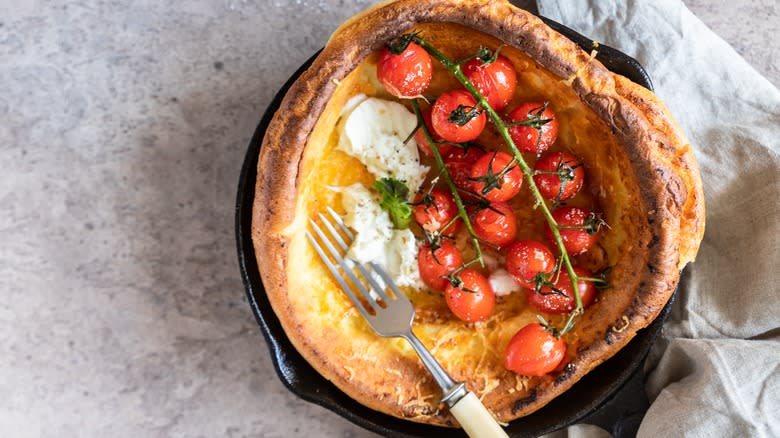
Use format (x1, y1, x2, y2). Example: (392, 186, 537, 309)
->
(252, 0, 704, 426)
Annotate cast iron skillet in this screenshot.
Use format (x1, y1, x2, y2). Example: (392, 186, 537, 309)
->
(236, 16, 671, 438)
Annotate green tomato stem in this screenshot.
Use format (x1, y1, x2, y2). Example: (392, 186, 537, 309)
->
(412, 35, 583, 335)
(411, 100, 484, 267)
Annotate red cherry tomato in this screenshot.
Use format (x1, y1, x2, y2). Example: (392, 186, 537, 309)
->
(431, 90, 486, 143)
(445, 269, 496, 323)
(533, 152, 585, 201)
(413, 188, 460, 235)
(505, 240, 556, 290)
(507, 102, 559, 155)
(527, 266, 597, 314)
(544, 206, 601, 255)
(418, 240, 463, 291)
(463, 54, 517, 111)
(377, 42, 433, 98)
(414, 107, 455, 158)
(469, 151, 523, 202)
(504, 323, 566, 376)
(444, 147, 485, 191)
(473, 202, 517, 248)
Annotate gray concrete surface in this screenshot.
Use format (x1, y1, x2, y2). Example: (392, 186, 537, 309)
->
(1, 1, 776, 437)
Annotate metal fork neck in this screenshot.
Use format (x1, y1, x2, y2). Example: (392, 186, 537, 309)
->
(402, 331, 467, 407)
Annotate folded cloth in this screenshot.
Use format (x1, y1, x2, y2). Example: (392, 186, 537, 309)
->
(535, 0, 780, 437)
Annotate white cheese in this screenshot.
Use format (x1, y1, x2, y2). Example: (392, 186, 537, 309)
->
(489, 268, 522, 297)
(340, 93, 368, 116)
(337, 97, 429, 193)
(340, 184, 424, 289)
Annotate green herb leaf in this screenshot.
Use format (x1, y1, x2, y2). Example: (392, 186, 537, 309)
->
(373, 177, 412, 229)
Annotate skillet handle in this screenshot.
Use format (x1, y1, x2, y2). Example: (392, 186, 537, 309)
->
(580, 363, 650, 438)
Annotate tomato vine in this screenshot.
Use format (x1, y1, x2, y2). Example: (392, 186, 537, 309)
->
(400, 34, 590, 336)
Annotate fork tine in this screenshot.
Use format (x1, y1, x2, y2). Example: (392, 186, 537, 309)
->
(371, 262, 407, 303)
(318, 213, 390, 304)
(318, 212, 349, 252)
(306, 230, 372, 318)
(326, 206, 354, 240)
(353, 262, 392, 303)
(309, 219, 379, 314)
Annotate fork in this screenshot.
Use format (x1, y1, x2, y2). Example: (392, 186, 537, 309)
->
(306, 207, 509, 438)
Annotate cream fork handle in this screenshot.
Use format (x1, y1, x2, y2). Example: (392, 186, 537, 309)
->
(449, 391, 510, 438)
(403, 331, 508, 437)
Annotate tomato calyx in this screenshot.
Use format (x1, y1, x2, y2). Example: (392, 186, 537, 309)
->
(579, 268, 611, 290)
(506, 102, 554, 130)
(457, 45, 503, 67)
(474, 45, 503, 66)
(386, 31, 421, 55)
(468, 152, 518, 197)
(441, 257, 483, 292)
(535, 315, 566, 339)
(448, 104, 483, 126)
(421, 230, 444, 258)
(531, 264, 609, 291)
(533, 155, 584, 206)
(531, 271, 566, 296)
(558, 211, 608, 235)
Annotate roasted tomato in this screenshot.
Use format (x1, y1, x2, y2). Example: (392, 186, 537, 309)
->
(527, 266, 597, 314)
(504, 323, 566, 376)
(473, 201, 517, 248)
(414, 107, 455, 158)
(445, 269, 496, 323)
(544, 206, 602, 255)
(413, 188, 460, 235)
(462, 54, 517, 111)
(418, 240, 463, 292)
(444, 146, 485, 192)
(507, 102, 559, 155)
(505, 240, 556, 290)
(376, 42, 433, 98)
(533, 152, 585, 201)
(431, 90, 486, 143)
(469, 151, 523, 202)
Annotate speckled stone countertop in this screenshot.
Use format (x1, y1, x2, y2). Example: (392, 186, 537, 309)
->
(1, 1, 777, 437)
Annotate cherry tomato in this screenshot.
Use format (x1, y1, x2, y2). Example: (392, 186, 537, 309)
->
(473, 202, 517, 248)
(507, 102, 559, 155)
(414, 107, 455, 158)
(544, 206, 601, 255)
(469, 151, 523, 202)
(444, 147, 485, 192)
(504, 323, 566, 376)
(445, 269, 496, 323)
(376, 42, 433, 98)
(463, 54, 517, 111)
(527, 266, 597, 314)
(533, 152, 585, 201)
(431, 90, 486, 143)
(413, 188, 460, 235)
(418, 240, 463, 291)
(505, 240, 556, 290)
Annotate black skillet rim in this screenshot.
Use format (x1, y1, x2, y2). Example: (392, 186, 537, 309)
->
(236, 16, 669, 438)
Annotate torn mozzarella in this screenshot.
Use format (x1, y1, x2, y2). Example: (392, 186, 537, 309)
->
(489, 268, 522, 297)
(340, 184, 423, 289)
(337, 97, 429, 193)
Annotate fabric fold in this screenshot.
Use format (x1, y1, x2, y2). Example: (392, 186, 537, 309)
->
(537, 0, 780, 436)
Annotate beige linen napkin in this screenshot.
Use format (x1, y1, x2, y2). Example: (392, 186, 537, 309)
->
(536, 0, 780, 437)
